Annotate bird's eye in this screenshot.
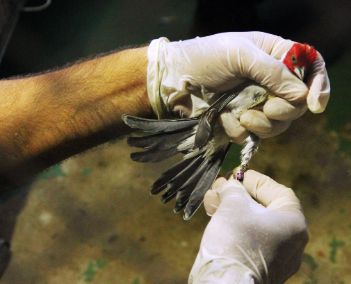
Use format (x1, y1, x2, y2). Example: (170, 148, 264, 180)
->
(291, 55, 297, 64)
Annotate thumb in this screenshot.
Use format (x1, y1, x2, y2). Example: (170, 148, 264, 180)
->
(238, 43, 308, 103)
(203, 178, 251, 216)
(243, 170, 302, 212)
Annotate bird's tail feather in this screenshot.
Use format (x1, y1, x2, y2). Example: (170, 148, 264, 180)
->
(130, 146, 178, 163)
(128, 128, 196, 162)
(152, 155, 204, 195)
(168, 155, 212, 210)
(183, 145, 230, 220)
(124, 115, 198, 163)
(123, 115, 230, 220)
(122, 115, 198, 133)
(145, 140, 229, 219)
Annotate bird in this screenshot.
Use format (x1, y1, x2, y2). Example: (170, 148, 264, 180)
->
(122, 42, 318, 220)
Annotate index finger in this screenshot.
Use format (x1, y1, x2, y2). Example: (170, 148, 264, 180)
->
(242, 170, 302, 212)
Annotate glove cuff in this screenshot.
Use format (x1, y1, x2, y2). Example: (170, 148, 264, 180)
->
(189, 255, 257, 284)
(147, 37, 170, 118)
(189, 246, 268, 284)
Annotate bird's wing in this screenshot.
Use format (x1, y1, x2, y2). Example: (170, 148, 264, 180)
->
(122, 115, 198, 133)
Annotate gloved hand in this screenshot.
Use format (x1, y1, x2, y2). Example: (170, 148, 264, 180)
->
(189, 170, 308, 284)
(147, 32, 330, 143)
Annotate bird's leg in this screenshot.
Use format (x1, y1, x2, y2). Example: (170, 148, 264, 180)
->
(235, 133, 260, 182)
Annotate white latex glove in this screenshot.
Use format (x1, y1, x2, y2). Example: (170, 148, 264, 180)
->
(147, 32, 330, 143)
(189, 170, 308, 284)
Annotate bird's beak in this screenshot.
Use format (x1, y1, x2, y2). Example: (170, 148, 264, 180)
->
(294, 66, 305, 80)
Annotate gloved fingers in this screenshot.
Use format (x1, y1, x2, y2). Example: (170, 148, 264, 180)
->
(306, 54, 331, 113)
(203, 177, 227, 216)
(263, 97, 307, 121)
(247, 31, 294, 59)
(215, 179, 256, 204)
(212, 177, 228, 189)
(245, 33, 330, 113)
(203, 190, 220, 216)
(235, 43, 308, 103)
(240, 110, 291, 138)
(219, 111, 249, 144)
(204, 178, 254, 215)
(242, 170, 302, 212)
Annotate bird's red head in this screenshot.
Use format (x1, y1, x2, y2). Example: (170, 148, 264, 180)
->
(283, 43, 318, 81)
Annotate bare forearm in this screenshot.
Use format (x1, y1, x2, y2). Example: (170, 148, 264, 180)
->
(0, 46, 151, 185)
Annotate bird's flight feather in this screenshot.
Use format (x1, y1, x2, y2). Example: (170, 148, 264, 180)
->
(122, 43, 318, 220)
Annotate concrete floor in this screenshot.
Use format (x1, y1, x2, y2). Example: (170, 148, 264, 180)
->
(0, 140, 206, 284)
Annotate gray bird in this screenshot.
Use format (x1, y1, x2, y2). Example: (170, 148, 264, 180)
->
(123, 42, 317, 220)
(122, 84, 268, 220)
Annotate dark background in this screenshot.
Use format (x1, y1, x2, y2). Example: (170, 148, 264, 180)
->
(1, 0, 351, 76)
(2, 0, 351, 135)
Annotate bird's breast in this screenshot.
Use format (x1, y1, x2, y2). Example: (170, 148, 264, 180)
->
(226, 85, 269, 118)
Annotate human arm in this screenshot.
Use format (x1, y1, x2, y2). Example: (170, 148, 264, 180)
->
(0, 46, 151, 186)
(0, 31, 331, 186)
(189, 170, 308, 283)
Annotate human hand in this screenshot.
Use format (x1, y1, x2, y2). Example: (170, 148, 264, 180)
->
(189, 170, 308, 284)
(147, 32, 330, 143)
